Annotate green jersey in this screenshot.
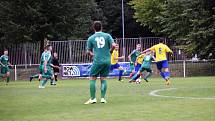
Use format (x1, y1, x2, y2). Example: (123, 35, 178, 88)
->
(130, 50, 141, 63)
(87, 32, 114, 64)
(142, 55, 153, 69)
(0, 55, 9, 66)
(40, 51, 52, 67)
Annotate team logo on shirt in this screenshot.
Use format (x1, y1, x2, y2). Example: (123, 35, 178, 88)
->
(62, 65, 80, 77)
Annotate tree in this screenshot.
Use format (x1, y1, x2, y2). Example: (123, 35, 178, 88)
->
(0, 0, 103, 48)
(130, 0, 215, 58)
(98, 0, 154, 38)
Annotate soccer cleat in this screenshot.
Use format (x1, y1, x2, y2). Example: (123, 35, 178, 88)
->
(84, 98, 97, 105)
(100, 98, 107, 103)
(39, 85, 45, 89)
(29, 77, 33, 82)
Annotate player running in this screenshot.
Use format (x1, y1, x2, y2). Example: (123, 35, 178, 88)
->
(0, 49, 13, 84)
(85, 21, 116, 104)
(29, 47, 52, 82)
(38, 45, 55, 88)
(143, 38, 173, 85)
(129, 51, 155, 83)
(110, 44, 125, 82)
(128, 44, 141, 77)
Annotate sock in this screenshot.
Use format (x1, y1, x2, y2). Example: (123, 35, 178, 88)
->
(160, 72, 165, 79)
(90, 80, 96, 100)
(131, 73, 141, 81)
(40, 80, 48, 86)
(54, 75, 58, 81)
(6, 77, 10, 83)
(144, 72, 152, 80)
(101, 80, 107, 99)
(118, 70, 123, 80)
(164, 72, 170, 79)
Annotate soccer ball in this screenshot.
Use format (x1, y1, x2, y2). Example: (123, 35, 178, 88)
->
(136, 79, 141, 84)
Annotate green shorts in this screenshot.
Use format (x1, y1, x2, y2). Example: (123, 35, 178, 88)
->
(139, 66, 152, 73)
(1, 66, 10, 74)
(39, 65, 53, 76)
(130, 62, 135, 71)
(90, 63, 111, 77)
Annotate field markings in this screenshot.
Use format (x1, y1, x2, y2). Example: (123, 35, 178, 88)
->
(149, 88, 215, 100)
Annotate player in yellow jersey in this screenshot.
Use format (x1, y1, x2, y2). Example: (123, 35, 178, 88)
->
(110, 44, 125, 81)
(143, 38, 173, 85)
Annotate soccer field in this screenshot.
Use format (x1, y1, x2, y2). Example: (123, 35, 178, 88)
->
(0, 77, 215, 121)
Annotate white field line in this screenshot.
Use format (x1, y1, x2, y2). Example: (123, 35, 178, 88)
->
(149, 88, 215, 100)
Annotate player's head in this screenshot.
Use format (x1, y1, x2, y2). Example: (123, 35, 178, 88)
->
(46, 45, 52, 51)
(159, 38, 165, 44)
(93, 21, 102, 32)
(53, 52, 58, 58)
(4, 49, 8, 55)
(115, 44, 119, 50)
(136, 44, 141, 51)
(145, 50, 151, 55)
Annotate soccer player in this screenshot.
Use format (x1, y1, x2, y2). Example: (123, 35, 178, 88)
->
(129, 51, 155, 83)
(51, 52, 60, 85)
(38, 45, 55, 88)
(110, 44, 125, 82)
(0, 49, 13, 84)
(29, 47, 51, 82)
(85, 21, 116, 104)
(143, 38, 173, 85)
(128, 44, 141, 77)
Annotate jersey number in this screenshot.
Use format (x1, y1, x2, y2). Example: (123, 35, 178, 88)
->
(95, 37, 105, 48)
(159, 48, 162, 54)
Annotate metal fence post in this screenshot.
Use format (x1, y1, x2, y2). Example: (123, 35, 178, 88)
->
(183, 60, 186, 78)
(69, 40, 72, 63)
(24, 43, 27, 69)
(14, 65, 17, 81)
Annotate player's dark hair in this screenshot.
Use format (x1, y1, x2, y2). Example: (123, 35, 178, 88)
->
(93, 21, 102, 32)
(45, 44, 51, 49)
(4, 49, 8, 51)
(159, 38, 165, 43)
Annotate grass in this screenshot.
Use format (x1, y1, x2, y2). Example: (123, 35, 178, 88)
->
(0, 76, 215, 121)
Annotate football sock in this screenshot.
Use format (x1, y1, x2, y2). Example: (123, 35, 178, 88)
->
(40, 79, 48, 86)
(90, 80, 96, 100)
(164, 72, 170, 79)
(54, 75, 58, 81)
(6, 77, 10, 83)
(160, 72, 165, 79)
(132, 73, 141, 81)
(118, 70, 123, 80)
(144, 72, 152, 80)
(101, 80, 107, 98)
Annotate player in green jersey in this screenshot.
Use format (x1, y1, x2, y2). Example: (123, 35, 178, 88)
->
(38, 45, 55, 88)
(29, 47, 52, 82)
(129, 51, 155, 83)
(128, 44, 141, 77)
(0, 49, 13, 84)
(84, 21, 116, 104)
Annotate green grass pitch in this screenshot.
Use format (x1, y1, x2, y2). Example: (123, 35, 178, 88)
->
(0, 77, 215, 121)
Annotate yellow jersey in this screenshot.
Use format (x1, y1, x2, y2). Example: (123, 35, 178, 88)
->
(150, 43, 173, 62)
(111, 49, 119, 64)
(136, 54, 145, 64)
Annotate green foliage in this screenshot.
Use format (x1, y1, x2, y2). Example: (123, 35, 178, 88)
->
(130, 0, 215, 58)
(0, 0, 103, 46)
